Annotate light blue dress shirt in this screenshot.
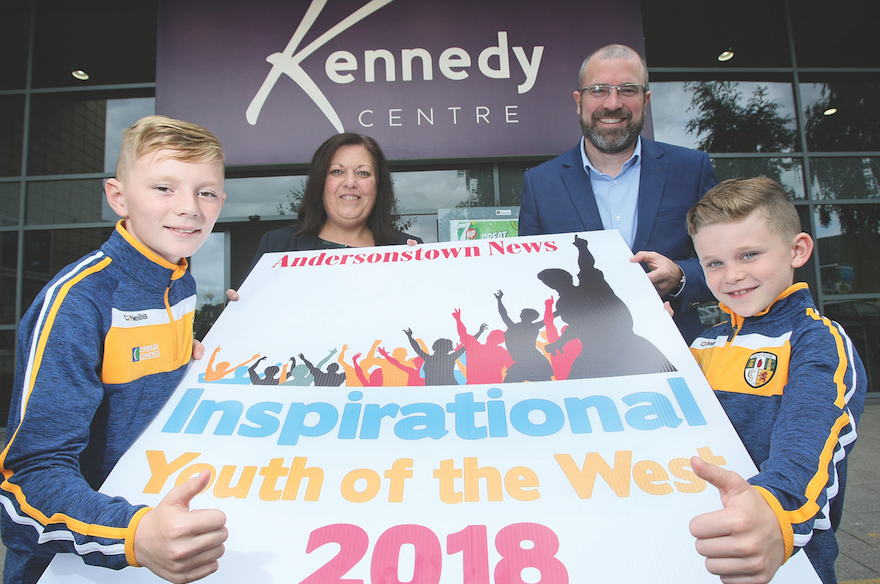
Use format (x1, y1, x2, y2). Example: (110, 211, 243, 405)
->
(579, 136, 642, 250)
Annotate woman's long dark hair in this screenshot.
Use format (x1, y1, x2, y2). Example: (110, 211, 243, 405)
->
(296, 133, 399, 244)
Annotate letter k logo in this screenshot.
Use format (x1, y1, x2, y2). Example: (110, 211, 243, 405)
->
(246, 0, 395, 132)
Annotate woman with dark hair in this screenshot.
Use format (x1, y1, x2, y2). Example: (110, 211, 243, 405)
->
(252, 132, 419, 256)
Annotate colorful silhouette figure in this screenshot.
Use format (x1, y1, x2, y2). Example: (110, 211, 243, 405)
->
(299, 351, 346, 387)
(403, 328, 465, 386)
(371, 345, 417, 386)
(248, 356, 282, 385)
(339, 341, 381, 387)
(494, 290, 553, 382)
(352, 352, 385, 387)
(279, 356, 314, 386)
(377, 346, 425, 387)
(452, 308, 512, 385)
(542, 296, 581, 381)
(203, 346, 261, 382)
(538, 235, 676, 379)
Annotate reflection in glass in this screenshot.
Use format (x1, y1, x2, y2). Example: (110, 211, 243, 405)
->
(499, 161, 544, 207)
(398, 214, 438, 244)
(821, 299, 880, 391)
(0, 329, 16, 421)
(22, 227, 114, 312)
(28, 95, 107, 176)
(802, 82, 880, 152)
(651, 81, 797, 152)
(0, 95, 26, 177)
(710, 158, 805, 200)
(811, 158, 879, 201)
(392, 167, 494, 212)
(1, 231, 18, 324)
(104, 98, 156, 173)
(190, 232, 226, 341)
(27, 179, 106, 225)
(814, 205, 880, 296)
(222, 176, 306, 220)
(1, 183, 20, 226)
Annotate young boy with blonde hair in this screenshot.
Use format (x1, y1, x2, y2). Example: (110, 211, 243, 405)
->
(1, 115, 228, 583)
(686, 176, 866, 584)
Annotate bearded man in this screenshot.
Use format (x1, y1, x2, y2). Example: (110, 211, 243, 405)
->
(519, 44, 718, 344)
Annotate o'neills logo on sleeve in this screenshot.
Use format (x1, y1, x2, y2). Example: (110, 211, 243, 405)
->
(123, 313, 149, 322)
(133, 344, 161, 363)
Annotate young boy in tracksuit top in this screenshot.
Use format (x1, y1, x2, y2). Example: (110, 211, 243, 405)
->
(686, 177, 866, 584)
(0, 116, 229, 584)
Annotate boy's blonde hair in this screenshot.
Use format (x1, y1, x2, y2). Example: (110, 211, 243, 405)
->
(116, 115, 225, 181)
(686, 176, 801, 241)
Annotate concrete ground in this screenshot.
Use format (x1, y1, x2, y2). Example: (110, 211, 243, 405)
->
(0, 398, 878, 582)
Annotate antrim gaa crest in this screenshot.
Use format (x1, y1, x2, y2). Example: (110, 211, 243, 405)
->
(744, 351, 777, 388)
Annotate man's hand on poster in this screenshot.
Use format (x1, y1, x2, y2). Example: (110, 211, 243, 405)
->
(134, 470, 228, 583)
(630, 251, 684, 297)
(688, 457, 785, 584)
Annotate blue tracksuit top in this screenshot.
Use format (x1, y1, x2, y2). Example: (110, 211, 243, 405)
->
(0, 221, 197, 580)
(690, 283, 866, 584)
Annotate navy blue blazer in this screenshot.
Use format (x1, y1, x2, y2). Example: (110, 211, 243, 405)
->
(519, 138, 718, 343)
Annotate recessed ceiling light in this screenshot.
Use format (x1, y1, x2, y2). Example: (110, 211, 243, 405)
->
(71, 69, 89, 81)
(718, 50, 734, 62)
(824, 108, 838, 116)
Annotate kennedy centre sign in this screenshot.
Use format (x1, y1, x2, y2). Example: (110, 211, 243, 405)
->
(157, 0, 645, 165)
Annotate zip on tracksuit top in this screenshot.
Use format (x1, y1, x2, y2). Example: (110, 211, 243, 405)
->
(0, 221, 197, 581)
(690, 283, 866, 584)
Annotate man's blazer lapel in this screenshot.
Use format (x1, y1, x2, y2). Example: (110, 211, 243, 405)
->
(560, 146, 604, 232)
(633, 139, 669, 252)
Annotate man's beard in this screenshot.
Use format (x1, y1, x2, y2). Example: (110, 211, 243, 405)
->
(581, 107, 645, 154)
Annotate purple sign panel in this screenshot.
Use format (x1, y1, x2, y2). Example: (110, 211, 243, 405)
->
(157, 0, 645, 165)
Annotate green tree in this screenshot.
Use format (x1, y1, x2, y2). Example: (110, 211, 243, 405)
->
(684, 81, 797, 187)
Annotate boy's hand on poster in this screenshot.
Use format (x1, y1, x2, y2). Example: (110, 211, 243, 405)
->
(688, 457, 785, 584)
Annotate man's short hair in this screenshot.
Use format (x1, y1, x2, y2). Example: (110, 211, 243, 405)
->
(577, 44, 649, 88)
(686, 176, 801, 241)
(116, 115, 225, 181)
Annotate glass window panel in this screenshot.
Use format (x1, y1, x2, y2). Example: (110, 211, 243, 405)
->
(801, 78, 880, 152)
(810, 158, 879, 201)
(0, 2, 30, 91)
(641, 0, 789, 68)
(22, 227, 114, 312)
(0, 329, 16, 422)
(222, 176, 307, 220)
(190, 232, 226, 341)
(397, 214, 438, 244)
(1, 231, 18, 324)
(820, 299, 880, 391)
(710, 158, 806, 200)
(28, 90, 152, 176)
(393, 166, 494, 212)
(791, 0, 875, 68)
(651, 80, 798, 152)
(32, 0, 157, 88)
(104, 98, 157, 173)
(26, 179, 106, 225)
(1, 182, 21, 226)
(0, 95, 26, 177)
(498, 160, 547, 207)
(814, 204, 880, 296)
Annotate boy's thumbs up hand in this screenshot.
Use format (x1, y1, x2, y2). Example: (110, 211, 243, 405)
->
(688, 457, 785, 584)
(134, 470, 228, 583)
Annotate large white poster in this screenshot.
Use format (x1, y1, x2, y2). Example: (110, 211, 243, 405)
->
(41, 232, 819, 583)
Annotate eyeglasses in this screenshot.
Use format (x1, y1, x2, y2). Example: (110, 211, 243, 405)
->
(579, 84, 647, 99)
